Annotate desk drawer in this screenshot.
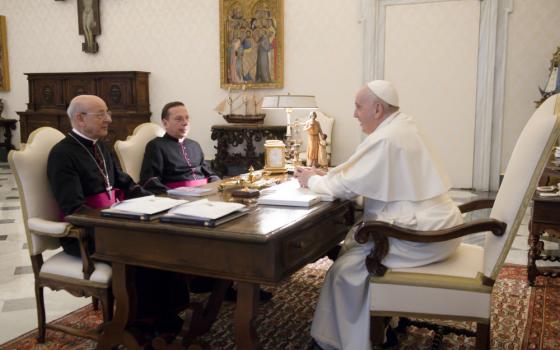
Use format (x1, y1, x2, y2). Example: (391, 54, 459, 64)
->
(281, 206, 351, 271)
(533, 199, 560, 225)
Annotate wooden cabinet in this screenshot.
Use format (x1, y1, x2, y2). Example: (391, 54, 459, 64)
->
(210, 124, 286, 177)
(17, 71, 151, 147)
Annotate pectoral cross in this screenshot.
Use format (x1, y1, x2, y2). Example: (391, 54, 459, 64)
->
(55, 0, 101, 53)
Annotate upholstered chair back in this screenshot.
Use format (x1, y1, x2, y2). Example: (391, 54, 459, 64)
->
(9, 127, 66, 255)
(114, 122, 165, 182)
(485, 94, 560, 279)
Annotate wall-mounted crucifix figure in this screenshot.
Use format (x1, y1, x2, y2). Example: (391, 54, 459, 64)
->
(55, 0, 101, 53)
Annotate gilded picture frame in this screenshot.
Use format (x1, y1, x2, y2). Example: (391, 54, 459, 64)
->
(0, 16, 10, 91)
(220, 0, 284, 89)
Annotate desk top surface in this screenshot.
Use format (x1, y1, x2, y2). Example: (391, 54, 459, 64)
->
(66, 179, 351, 244)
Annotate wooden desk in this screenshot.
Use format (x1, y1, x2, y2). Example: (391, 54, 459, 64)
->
(67, 183, 353, 349)
(528, 163, 560, 285)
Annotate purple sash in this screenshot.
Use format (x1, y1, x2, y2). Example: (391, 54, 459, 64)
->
(84, 189, 124, 209)
(59, 189, 124, 221)
(166, 178, 208, 189)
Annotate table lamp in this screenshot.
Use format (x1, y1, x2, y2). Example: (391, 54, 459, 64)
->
(261, 94, 317, 165)
(261, 94, 318, 138)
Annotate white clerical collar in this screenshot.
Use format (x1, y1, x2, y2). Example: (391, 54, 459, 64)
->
(375, 111, 401, 132)
(72, 128, 99, 143)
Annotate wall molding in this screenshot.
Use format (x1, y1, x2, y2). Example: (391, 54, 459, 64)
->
(472, 0, 499, 191)
(363, 0, 511, 190)
(489, 0, 514, 190)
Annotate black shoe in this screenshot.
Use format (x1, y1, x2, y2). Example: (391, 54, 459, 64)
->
(307, 338, 324, 350)
(326, 244, 342, 261)
(224, 286, 273, 302)
(155, 314, 184, 337)
(382, 325, 399, 349)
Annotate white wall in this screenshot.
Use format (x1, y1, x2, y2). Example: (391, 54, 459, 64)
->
(0, 0, 363, 165)
(1, 0, 559, 182)
(383, 0, 480, 188)
(501, 0, 560, 171)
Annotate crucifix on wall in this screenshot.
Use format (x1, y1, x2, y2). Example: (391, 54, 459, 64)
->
(56, 0, 101, 53)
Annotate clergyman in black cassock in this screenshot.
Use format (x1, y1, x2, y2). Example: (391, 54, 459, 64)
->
(47, 95, 189, 337)
(139, 101, 273, 302)
(140, 133, 220, 194)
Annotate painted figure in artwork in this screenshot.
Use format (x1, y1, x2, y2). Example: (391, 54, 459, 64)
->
(229, 37, 243, 83)
(256, 31, 272, 83)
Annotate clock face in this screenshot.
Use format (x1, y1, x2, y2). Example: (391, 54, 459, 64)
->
(267, 148, 284, 168)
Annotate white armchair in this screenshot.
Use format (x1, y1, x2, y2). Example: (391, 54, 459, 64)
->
(9, 127, 112, 343)
(356, 94, 560, 348)
(114, 122, 165, 182)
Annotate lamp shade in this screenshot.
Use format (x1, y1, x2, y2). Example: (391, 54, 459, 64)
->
(261, 95, 317, 109)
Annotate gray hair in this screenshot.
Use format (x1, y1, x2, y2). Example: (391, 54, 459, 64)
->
(67, 97, 81, 120)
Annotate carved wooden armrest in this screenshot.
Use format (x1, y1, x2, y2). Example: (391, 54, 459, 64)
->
(457, 198, 495, 213)
(354, 218, 506, 277)
(67, 227, 95, 280)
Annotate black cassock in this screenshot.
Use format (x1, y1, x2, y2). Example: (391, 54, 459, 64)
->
(47, 131, 189, 322)
(140, 133, 220, 194)
(47, 131, 148, 217)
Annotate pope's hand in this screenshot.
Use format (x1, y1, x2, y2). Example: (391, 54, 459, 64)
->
(294, 167, 325, 188)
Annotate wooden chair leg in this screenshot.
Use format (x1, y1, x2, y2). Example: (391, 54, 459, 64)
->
(101, 290, 114, 323)
(370, 316, 385, 349)
(35, 284, 46, 343)
(92, 296, 99, 311)
(475, 322, 490, 350)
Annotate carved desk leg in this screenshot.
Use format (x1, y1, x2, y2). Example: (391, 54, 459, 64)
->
(528, 221, 543, 286)
(234, 282, 261, 350)
(97, 263, 141, 350)
(182, 279, 230, 346)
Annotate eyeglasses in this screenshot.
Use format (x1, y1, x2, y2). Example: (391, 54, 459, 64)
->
(81, 110, 112, 119)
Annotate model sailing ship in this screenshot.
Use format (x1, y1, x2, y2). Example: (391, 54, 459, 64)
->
(214, 86, 266, 124)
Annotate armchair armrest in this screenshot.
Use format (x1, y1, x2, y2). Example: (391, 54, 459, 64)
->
(28, 217, 71, 237)
(27, 218, 95, 280)
(457, 198, 494, 213)
(66, 227, 95, 280)
(354, 218, 506, 277)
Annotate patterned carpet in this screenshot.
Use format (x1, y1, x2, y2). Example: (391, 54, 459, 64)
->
(1, 261, 558, 350)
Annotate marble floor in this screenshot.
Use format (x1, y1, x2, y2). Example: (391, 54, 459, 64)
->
(0, 168, 555, 345)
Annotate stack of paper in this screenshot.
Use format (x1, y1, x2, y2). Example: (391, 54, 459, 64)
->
(167, 186, 217, 197)
(258, 179, 334, 205)
(101, 195, 187, 220)
(257, 191, 321, 207)
(160, 199, 248, 227)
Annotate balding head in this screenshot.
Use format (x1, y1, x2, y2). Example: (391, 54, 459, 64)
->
(67, 95, 106, 120)
(67, 95, 111, 140)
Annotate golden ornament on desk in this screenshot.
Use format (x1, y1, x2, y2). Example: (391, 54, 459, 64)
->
(232, 166, 260, 198)
(264, 139, 287, 174)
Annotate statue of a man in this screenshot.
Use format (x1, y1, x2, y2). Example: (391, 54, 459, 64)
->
(304, 112, 322, 167)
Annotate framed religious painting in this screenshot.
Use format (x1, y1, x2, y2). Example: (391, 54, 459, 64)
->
(220, 0, 284, 89)
(0, 16, 10, 91)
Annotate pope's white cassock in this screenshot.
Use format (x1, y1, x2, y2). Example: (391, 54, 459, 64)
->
(309, 111, 463, 350)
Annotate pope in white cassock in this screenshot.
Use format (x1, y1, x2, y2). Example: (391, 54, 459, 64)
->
(295, 80, 464, 350)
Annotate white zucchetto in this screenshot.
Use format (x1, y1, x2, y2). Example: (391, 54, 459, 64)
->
(367, 80, 399, 107)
